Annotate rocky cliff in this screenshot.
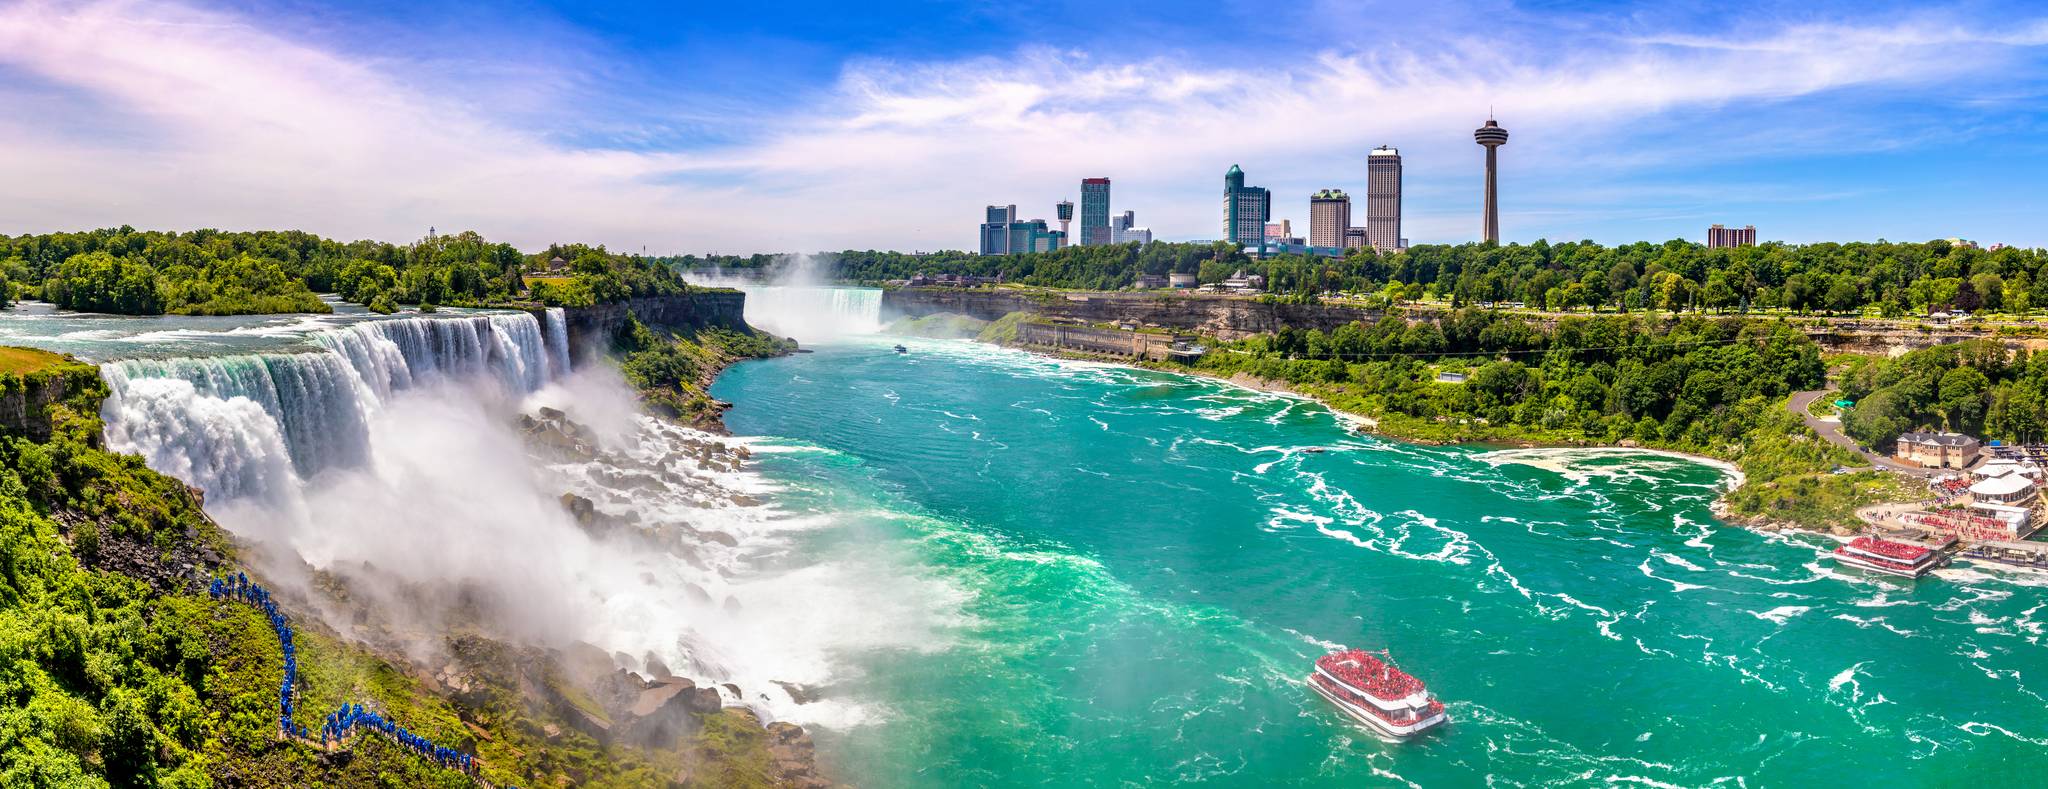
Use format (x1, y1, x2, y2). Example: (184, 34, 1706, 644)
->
(555, 290, 750, 364)
(881, 288, 1383, 340)
(0, 354, 101, 441)
(885, 287, 2029, 356)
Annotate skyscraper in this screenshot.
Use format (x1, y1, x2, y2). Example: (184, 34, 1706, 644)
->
(1367, 146, 1403, 253)
(1056, 200, 1074, 237)
(1707, 224, 1757, 248)
(1110, 210, 1150, 244)
(980, 204, 1018, 255)
(1224, 165, 1270, 248)
(1474, 118, 1509, 244)
(1309, 189, 1351, 248)
(1080, 178, 1111, 245)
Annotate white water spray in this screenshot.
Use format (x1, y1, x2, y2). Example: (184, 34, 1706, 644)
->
(94, 309, 902, 725)
(685, 254, 882, 341)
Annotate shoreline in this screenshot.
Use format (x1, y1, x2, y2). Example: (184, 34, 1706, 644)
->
(943, 338, 1781, 521)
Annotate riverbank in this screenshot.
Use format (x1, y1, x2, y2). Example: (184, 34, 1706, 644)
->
(961, 336, 1914, 535)
(610, 313, 798, 433)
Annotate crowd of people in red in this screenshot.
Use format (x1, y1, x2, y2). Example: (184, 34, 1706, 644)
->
(1909, 511, 2016, 541)
(1833, 547, 1921, 572)
(1316, 650, 1424, 700)
(1848, 537, 1931, 562)
(1309, 675, 1444, 725)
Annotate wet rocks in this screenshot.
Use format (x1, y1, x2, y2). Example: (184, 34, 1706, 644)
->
(518, 409, 600, 461)
(772, 680, 822, 705)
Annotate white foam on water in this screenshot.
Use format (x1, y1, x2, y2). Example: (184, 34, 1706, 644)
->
(1749, 605, 1812, 625)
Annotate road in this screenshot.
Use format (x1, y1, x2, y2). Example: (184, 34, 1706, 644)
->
(1786, 389, 1937, 477)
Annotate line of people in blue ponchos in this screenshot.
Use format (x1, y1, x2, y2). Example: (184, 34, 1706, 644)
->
(323, 703, 476, 775)
(210, 572, 512, 787)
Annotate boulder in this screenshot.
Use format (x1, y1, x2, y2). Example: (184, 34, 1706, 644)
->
(684, 686, 723, 714)
(620, 679, 721, 748)
(561, 641, 616, 682)
(629, 677, 696, 718)
(772, 680, 821, 705)
(560, 493, 596, 523)
(699, 530, 739, 548)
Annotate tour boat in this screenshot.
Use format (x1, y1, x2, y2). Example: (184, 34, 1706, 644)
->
(893, 344, 908, 354)
(1830, 536, 1941, 579)
(1308, 649, 1447, 740)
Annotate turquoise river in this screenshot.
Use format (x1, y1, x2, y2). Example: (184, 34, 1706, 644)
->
(714, 336, 2048, 787)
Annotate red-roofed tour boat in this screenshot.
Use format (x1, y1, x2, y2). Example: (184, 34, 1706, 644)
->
(1831, 536, 1942, 579)
(1308, 649, 1447, 740)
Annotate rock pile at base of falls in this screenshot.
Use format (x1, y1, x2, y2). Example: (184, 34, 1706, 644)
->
(550, 640, 834, 788)
(523, 404, 758, 562)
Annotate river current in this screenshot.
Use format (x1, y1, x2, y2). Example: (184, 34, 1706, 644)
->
(4, 291, 2044, 785)
(715, 335, 2048, 787)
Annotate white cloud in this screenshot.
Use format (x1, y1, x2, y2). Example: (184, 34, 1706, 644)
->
(0, 0, 2041, 252)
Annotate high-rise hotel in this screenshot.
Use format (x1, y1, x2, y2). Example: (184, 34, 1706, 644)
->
(1707, 224, 1757, 248)
(1309, 189, 1351, 248)
(1080, 178, 1112, 245)
(1367, 146, 1403, 252)
(1224, 165, 1271, 248)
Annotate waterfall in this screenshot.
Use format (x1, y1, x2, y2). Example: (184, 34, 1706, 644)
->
(82, 305, 912, 728)
(101, 312, 558, 498)
(543, 307, 572, 375)
(734, 286, 882, 341)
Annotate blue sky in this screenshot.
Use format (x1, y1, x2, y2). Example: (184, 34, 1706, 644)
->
(0, 0, 2045, 252)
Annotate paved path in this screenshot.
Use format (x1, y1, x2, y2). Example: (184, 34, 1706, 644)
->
(1786, 389, 1937, 477)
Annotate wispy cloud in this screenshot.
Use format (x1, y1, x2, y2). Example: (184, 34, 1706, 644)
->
(0, 0, 2042, 251)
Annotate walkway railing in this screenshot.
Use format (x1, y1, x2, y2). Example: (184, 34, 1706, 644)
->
(210, 573, 518, 789)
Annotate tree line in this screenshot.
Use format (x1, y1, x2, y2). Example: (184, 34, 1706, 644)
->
(1840, 340, 2048, 447)
(0, 227, 689, 315)
(679, 238, 2047, 317)
(1197, 311, 1827, 448)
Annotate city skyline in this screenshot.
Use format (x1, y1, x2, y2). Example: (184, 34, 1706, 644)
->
(2, 1, 2048, 252)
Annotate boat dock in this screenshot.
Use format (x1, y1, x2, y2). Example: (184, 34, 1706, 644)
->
(1960, 540, 2048, 571)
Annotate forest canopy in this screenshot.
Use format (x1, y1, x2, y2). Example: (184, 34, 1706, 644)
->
(0, 228, 690, 316)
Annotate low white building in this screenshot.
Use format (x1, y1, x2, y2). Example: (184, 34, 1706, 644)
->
(1975, 459, 2042, 481)
(1969, 474, 2038, 506)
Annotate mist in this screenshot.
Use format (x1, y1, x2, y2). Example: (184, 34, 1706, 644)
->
(683, 253, 885, 342)
(99, 312, 954, 726)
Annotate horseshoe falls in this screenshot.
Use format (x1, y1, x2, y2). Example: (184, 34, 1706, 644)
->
(712, 336, 2048, 787)
(703, 281, 884, 341)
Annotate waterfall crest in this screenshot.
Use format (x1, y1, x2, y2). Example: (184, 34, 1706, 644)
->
(102, 312, 556, 494)
(734, 286, 883, 340)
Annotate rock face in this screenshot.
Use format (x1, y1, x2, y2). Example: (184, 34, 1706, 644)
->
(0, 361, 100, 442)
(882, 287, 1385, 340)
(553, 292, 749, 366)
